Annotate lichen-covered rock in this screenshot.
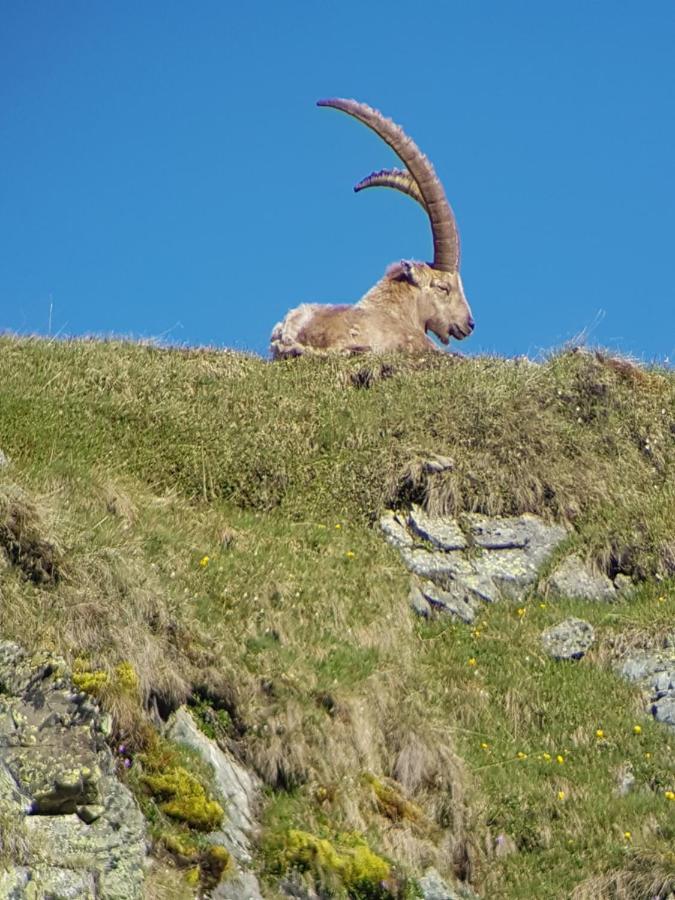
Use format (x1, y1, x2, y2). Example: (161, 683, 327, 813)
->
(379, 511, 414, 551)
(618, 643, 675, 730)
(419, 867, 480, 899)
(409, 579, 481, 624)
(407, 506, 468, 551)
(546, 554, 616, 602)
(613, 573, 635, 596)
(0, 641, 146, 899)
(0, 868, 97, 898)
(383, 510, 568, 619)
(418, 868, 459, 899)
(541, 618, 595, 660)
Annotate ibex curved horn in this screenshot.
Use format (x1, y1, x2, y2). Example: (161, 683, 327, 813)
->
(354, 168, 426, 210)
(317, 98, 460, 272)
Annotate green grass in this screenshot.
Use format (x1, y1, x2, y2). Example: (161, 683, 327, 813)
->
(0, 335, 673, 899)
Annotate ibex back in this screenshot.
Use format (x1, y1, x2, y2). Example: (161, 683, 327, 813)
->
(270, 98, 474, 359)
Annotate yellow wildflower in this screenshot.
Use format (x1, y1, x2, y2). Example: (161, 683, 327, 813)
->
(335, 523, 342, 529)
(199, 555, 210, 567)
(517, 751, 528, 760)
(595, 729, 604, 739)
(633, 725, 642, 735)
(623, 831, 631, 841)
(480, 742, 489, 751)
(556, 755, 565, 765)
(557, 791, 565, 801)
(542, 752, 552, 762)
(467, 658, 477, 667)
(665, 790, 675, 801)
(345, 551, 355, 559)
(517, 607, 526, 618)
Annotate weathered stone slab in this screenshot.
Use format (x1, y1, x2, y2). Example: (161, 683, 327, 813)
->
(653, 695, 675, 727)
(547, 554, 616, 602)
(410, 580, 481, 624)
(407, 506, 468, 551)
(477, 548, 541, 601)
(400, 548, 475, 586)
(213, 869, 264, 900)
(418, 867, 479, 899)
(379, 511, 414, 550)
(541, 618, 595, 660)
(384, 511, 570, 615)
(420, 454, 455, 474)
(466, 514, 567, 560)
(617, 644, 675, 732)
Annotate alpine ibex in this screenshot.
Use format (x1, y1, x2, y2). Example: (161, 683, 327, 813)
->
(270, 98, 474, 359)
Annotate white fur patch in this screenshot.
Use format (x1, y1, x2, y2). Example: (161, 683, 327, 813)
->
(281, 304, 321, 341)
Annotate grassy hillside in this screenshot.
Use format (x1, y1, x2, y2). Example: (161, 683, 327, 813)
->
(0, 336, 673, 898)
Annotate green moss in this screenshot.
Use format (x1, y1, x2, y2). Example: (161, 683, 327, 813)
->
(71, 658, 139, 697)
(281, 829, 391, 898)
(159, 830, 199, 861)
(142, 766, 223, 831)
(159, 833, 233, 891)
(200, 844, 235, 891)
(72, 668, 108, 694)
(363, 773, 423, 824)
(189, 697, 232, 741)
(114, 660, 139, 691)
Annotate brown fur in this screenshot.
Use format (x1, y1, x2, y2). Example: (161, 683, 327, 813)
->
(270, 261, 474, 359)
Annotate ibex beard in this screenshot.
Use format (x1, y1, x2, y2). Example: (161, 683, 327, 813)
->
(270, 98, 474, 360)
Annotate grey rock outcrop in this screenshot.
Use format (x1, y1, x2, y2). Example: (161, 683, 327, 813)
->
(407, 507, 467, 552)
(419, 867, 478, 899)
(409, 580, 481, 624)
(382, 507, 568, 622)
(546, 554, 616, 602)
(379, 510, 415, 551)
(541, 618, 595, 660)
(618, 641, 675, 730)
(0, 641, 146, 899)
(167, 706, 263, 899)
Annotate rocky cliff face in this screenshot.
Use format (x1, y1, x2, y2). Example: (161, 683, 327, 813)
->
(0, 642, 146, 898)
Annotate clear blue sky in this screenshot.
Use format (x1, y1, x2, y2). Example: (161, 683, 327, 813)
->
(2, 1, 674, 361)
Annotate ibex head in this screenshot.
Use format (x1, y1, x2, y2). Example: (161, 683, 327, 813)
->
(319, 98, 475, 343)
(384, 260, 473, 344)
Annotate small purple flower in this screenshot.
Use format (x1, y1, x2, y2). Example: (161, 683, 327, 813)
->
(117, 744, 126, 755)
(123, 757, 132, 769)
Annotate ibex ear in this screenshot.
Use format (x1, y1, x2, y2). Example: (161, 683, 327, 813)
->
(387, 259, 420, 285)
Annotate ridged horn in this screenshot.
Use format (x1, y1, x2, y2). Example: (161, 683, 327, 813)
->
(317, 97, 459, 271)
(354, 168, 426, 210)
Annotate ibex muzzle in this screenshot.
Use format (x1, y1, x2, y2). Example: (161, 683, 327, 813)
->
(270, 98, 474, 359)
